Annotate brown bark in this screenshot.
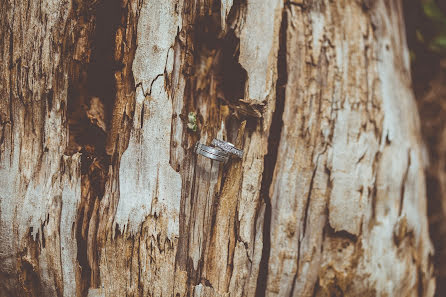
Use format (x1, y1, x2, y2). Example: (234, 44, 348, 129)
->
(0, 0, 435, 296)
(266, 2, 434, 296)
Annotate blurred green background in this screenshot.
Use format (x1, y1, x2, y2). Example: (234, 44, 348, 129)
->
(405, 0, 446, 95)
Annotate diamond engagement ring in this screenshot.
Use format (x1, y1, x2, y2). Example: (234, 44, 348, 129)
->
(211, 139, 243, 158)
(195, 143, 229, 162)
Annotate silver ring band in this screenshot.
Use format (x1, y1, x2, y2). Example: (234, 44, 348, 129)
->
(211, 139, 243, 158)
(195, 143, 229, 162)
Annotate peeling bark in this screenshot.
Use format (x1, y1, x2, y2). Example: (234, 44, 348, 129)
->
(0, 0, 435, 296)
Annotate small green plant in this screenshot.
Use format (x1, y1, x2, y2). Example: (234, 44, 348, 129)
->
(187, 112, 198, 132)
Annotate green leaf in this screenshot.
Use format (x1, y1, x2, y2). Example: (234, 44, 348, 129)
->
(416, 29, 425, 43)
(423, 1, 446, 23)
(429, 34, 446, 53)
(433, 35, 446, 47)
(409, 50, 416, 63)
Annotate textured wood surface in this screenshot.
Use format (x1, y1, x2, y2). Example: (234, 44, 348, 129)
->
(0, 0, 436, 296)
(267, 1, 434, 296)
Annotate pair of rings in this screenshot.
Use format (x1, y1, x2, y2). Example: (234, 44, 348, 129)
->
(195, 139, 243, 162)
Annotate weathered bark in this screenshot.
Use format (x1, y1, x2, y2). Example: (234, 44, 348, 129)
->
(0, 0, 435, 297)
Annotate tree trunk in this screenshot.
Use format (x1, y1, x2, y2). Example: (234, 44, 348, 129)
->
(0, 0, 435, 296)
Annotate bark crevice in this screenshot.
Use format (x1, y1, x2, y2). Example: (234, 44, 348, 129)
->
(66, 0, 128, 294)
(255, 5, 288, 297)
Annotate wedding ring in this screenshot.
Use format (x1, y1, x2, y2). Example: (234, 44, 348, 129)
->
(211, 139, 243, 158)
(195, 143, 229, 162)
